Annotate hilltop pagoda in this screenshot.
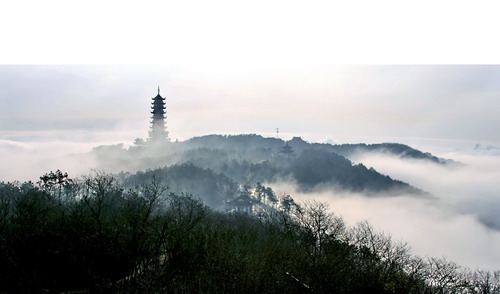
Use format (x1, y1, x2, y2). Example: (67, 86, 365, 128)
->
(279, 141, 295, 158)
(148, 87, 170, 142)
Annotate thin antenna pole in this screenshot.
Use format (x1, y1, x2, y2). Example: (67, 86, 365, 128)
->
(276, 128, 279, 139)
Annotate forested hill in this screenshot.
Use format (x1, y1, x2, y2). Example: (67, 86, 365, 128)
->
(331, 142, 459, 165)
(87, 134, 444, 210)
(185, 134, 454, 164)
(178, 135, 449, 194)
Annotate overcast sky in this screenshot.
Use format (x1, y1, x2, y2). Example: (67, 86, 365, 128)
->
(1, 65, 499, 152)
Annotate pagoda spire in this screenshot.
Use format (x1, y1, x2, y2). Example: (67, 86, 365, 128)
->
(148, 87, 169, 142)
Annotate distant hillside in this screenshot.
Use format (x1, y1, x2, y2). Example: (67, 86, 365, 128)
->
(87, 134, 442, 207)
(330, 142, 459, 165)
(185, 134, 455, 165)
(181, 135, 428, 194)
(123, 163, 238, 208)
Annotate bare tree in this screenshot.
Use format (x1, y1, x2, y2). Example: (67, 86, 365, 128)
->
(294, 200, 346, 258)
(425, 257, 464, 293)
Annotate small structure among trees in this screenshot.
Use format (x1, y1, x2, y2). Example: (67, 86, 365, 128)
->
(226, 194, 255, 214)
(279, 141, 295, 158)
(226, 183, 278, 214)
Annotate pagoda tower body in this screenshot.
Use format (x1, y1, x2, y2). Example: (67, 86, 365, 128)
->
(148, 87, 169, 142)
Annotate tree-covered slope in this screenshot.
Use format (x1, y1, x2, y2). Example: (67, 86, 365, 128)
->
(88, 134, 452, 204)
(330, 142, 458, 164)
(177, 135, 426, 194)
(288, 149, 420, 193)
(123, 163, 238, 208)
(184, 134, 454, 165)
(1, 175, 496, 293)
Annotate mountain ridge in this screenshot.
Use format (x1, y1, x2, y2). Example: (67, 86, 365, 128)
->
(86, 134, 450, 207)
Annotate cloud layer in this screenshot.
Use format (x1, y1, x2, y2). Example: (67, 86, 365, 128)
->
(270, 150, 500, 271)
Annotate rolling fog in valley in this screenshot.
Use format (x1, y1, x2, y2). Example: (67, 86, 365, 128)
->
(272, 147, 500, 271)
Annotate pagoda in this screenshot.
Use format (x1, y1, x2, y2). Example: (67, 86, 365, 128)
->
(148, 86, 170, 142)
(279, 142, 295, 158)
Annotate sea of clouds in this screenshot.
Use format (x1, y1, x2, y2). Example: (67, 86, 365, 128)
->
(272, 147, 500, 271)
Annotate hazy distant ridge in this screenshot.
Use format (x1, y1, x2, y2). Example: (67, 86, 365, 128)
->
(89, 134, 454, 209)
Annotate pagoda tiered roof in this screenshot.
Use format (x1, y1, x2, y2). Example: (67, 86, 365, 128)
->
(148, 87, 169, 142)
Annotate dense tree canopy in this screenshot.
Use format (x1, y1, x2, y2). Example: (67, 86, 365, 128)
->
(90, 134, 442, 196)
(0, 171, 498, 293)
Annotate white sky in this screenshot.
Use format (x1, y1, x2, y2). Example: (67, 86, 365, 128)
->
(2, 0, 500, 65)
(1, 65, 499, 153)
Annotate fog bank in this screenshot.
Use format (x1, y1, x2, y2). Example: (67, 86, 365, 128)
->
(271, 150, 500, 271)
